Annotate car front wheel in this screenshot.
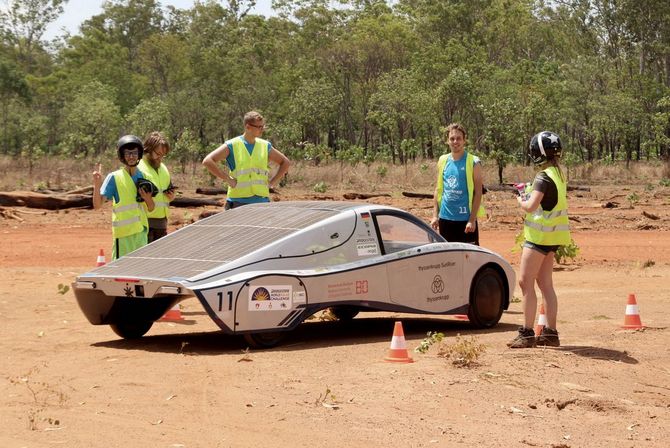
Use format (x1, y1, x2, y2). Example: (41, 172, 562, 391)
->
(110, 320, 153, 339)
(468, 267, 505, 328)
(243, 331, 286, 349)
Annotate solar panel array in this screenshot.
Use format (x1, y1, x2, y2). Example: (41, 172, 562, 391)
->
(89, 201, 359, 280)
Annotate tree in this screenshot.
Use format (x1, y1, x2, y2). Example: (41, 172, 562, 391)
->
(0, 0, 66, 72)
(60, 81, 121, 158)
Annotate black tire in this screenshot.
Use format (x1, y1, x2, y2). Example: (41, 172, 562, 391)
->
(243, 331, 286, 349)
(467, 267, 505, 328)
(329, 306, 359, 321)
(110, 320, 153, 339)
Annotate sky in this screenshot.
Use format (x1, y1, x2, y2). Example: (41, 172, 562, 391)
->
(43, 0, 274, 40)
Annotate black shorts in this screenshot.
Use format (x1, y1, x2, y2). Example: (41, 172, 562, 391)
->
(438, 219, 479, 245)
(523, 241, 559, 255)
(224, 200, 249, 210)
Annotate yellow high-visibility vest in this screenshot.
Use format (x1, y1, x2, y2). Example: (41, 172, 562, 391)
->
(523, 166, 571, 245)
(227, 137, 270, 199)
(138, 159, 170, 219)
(111, 169, 146, 238)
(436, 152, 486, 218)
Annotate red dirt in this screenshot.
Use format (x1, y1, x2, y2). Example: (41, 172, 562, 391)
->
(1, 186, 668, 447)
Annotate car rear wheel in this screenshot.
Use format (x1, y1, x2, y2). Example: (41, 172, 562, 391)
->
(329, 306, 359, 321)
(110, 320, 153, 339)
(468, 267, 505, 328)
(243, 331, 286, 349)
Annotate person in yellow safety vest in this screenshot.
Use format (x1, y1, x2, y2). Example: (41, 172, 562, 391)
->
(138, 132, 175, 243)
(202, 111, 290, 210)
(507, 131, 571, 349)
(430, 123, 486, 245)
(92, 135, 155, 260)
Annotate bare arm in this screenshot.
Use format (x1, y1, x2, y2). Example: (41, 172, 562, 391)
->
(92, 163, 104, 209)
(518, 189, 544, 213)
(430, 186, 440, 230)
(268, 147, 290, 188)
(202, 143, 236, 187)
(430, 164, 442, 230)
(465, 162, 483, 233)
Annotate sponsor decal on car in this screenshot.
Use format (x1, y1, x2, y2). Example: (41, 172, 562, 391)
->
(293, 290, 306, 304)
(356, 237, 378, 256)
(418, 261, 456, 271)
(426, 274, 450, 303)
(249, 285, 292, 311)
(327, 281, 354, 298)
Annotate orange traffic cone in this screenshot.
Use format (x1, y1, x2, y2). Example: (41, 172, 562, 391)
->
(622, 293, 644, 329)
(535, 303, 547, 336)
(384, 321, 414, 363)
(159, 304, 184, 322)
(96, 249, 106, 267)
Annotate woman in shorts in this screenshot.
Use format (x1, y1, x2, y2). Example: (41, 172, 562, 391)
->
(508, 131, 571, 348)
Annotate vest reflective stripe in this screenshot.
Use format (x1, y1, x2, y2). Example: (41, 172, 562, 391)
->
(227, 137, 270, 199)
(112, 215, 142, 227)
(436, 152, 486, 218)
(112, 169, 145, 238)
(137, 159, 171, 219)
(236, 167, 269, 176)
(523, 166, 571, 246)
(114, 203, 141, 213)
(524, 221, 570, 233)
(236, 180, 269, 188)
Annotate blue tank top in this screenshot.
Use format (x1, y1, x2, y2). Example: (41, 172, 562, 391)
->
(438, 155, 470, 221)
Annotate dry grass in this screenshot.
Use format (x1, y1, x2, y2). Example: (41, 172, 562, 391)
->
(1, 155, 668, 194)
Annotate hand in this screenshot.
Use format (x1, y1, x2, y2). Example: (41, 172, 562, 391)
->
(92, 163, 102, 186)
(227, 176, 237, 188)
(430, 217, 439, 230)
(165, 189, 176, 201)
(138, 186, 152, 202)
(465, 221, 476, 233)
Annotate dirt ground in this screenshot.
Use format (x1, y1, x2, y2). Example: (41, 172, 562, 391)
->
(1, 184, 669, 448)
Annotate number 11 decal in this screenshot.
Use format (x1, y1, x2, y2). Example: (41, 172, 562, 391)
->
(217, 291, 234, 311)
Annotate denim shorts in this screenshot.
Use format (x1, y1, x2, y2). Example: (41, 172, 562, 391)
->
(523, 241, 560, 255)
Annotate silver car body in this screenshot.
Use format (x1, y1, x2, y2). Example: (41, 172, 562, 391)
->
(73, 201, 515, 342)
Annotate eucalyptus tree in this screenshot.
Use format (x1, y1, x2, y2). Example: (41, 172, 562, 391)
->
(0, 0, 66, 73)
(60, 81, 122, 159)
(368, 68, 435, 163)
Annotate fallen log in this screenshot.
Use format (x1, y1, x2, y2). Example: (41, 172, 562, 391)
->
(343, 192, 392, 200)
(642, 210, 660, 220)
(0, 206, 24, 221)
(66, 185, 95, 195)
(0, 191, 92, 210)
(401, 191, 433, 199)
(171, 197, 224, 208)
(195, 187, 227, 195)
(485, 183, 591, 192)
(195, 186, 277, 195)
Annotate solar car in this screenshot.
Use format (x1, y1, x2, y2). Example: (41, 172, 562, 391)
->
(73, 201, 515, 347)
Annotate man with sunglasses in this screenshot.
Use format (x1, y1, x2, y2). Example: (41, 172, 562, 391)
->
(202, 111, 290, 210)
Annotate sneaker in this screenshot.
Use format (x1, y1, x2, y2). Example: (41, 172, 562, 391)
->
(507, 327, 536, 348)
(536, 327, 560, 347)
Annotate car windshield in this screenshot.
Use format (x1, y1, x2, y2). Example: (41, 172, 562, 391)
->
(375, 213, 440, 254)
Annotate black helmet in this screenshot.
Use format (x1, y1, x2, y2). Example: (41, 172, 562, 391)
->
(135, 178, 159, 202)
(529, 131, 562, 165)
(117, 135, 143, 166)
